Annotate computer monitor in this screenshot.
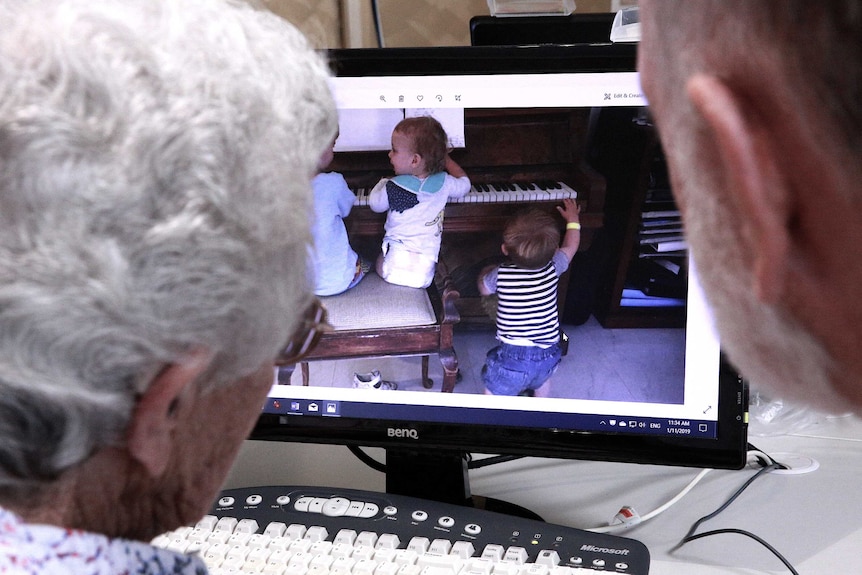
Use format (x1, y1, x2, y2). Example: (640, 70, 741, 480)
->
(250, 44, 749, 515)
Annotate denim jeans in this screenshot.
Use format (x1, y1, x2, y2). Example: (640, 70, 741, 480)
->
(482, 342, 562, 396)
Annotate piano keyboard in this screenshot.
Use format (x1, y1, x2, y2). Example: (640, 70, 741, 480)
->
(351, 181, 576, 207)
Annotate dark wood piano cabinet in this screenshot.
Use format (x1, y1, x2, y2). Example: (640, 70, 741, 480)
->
(331, 107, 606, 325)
(590, 109, 687, 329)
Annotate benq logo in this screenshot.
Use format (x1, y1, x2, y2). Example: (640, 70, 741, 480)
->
(387, 428, 419, 440)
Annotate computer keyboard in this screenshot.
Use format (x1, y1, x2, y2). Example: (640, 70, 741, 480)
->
(152, 485, 649, 575)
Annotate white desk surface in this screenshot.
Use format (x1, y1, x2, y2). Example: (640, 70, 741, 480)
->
(227, 412, 862, 574)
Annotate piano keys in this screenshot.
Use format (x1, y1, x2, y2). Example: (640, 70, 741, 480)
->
(351, 180, 576, 207)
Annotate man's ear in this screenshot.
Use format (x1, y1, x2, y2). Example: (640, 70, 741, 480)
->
(686, 74, 790, 304)
(125, 350, 213, 478)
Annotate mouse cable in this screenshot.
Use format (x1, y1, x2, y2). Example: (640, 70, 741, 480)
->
(587, 467, 713, 534)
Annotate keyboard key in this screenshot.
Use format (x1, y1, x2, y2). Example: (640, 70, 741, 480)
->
(490, 563, 520, 575)
(323, 497, 352, 517)
(373, 547, 398, 564)
(426, 540, 451, 555)
(245, 547, 274, 571)
(463, 558, 494, 575)
(267, 548, 293, 566)
(286, 524, 308, 540)
(353, 558, 379, 575)
(376, 534, 400, 550)
(237, 518, 260, 534)
(333, 529, 358, 545)
(396, 565, 421, 575)
(352, 546, 377, 561)
(356, 531, 378, 547)
(416, 553, 463, 573)
(196, 515, 219, 531)
(331, 542, 355, 559)
(406, 537, 430, 554)
(310, 541, 333, 556)
(265, 522, 289, 538)
(215, 517, 239, 533)
(534, 551, 560, 567)
(307, 565, 331, 575)
(480, 545, 505, 562)
(268, 536, 294, 552)
(306, 526, 329, 542)
(502, 547, 529, 564)
(450, 541, 475, 559)
(521, 564, 550, 575)
(393, 550, 419, 566)
(374, 562, 401, 575)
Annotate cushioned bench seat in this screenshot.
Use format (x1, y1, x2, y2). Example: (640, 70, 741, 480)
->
(297, 273, 461, 392)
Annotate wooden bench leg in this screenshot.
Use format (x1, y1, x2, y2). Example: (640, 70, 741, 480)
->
(277, 365, 295, 385)
(301, 362, 310, 386)
(421, 355, 433, 389)
(439, 350, 459, 393)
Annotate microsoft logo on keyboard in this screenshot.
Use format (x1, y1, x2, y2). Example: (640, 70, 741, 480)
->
(580, 544, 632, 555)
(387, 427, 419, 439)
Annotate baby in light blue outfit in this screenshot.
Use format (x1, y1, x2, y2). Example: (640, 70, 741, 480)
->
(309, 138, 370, 296)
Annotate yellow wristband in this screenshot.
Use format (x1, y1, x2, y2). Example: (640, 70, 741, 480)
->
(566, 222, 581, 231)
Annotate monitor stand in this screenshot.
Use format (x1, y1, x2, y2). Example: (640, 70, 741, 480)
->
(384, 448, 543, 521)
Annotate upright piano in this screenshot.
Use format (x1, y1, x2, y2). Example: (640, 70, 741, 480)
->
(329, 107, 606, 325)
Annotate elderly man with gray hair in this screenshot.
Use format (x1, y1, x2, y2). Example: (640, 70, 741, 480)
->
(0, 0, 336, 571)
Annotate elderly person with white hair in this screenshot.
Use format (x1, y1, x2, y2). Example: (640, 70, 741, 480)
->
(0, 0, 336, 571)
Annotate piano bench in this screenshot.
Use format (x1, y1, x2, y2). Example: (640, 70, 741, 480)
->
(295, 273, 461, 392)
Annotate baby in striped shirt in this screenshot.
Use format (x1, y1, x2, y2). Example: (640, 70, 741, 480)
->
(477, 199, 581, 396)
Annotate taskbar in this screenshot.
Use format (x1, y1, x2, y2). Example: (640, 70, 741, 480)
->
(262, 397, 718, 439)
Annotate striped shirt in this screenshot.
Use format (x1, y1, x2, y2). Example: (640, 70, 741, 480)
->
(485, 250, 569, 347)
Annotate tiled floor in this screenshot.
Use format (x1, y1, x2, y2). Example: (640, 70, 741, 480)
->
(288, 316, 686, 404)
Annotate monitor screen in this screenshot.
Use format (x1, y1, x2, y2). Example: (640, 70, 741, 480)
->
(250, 44, 749, 510)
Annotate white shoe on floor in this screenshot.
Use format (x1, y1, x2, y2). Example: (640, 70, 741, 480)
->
(353, 370, 398, 390)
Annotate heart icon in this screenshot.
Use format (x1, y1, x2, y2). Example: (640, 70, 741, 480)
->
(417, 95, 424, 101)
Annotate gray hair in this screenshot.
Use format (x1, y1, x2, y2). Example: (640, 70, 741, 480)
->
(0, 0, 336, 493)
(644, 0, 862, 159)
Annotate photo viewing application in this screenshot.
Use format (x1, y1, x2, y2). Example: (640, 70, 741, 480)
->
(259, 56, 736, 461)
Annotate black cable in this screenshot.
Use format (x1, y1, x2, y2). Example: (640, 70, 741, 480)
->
(684, 530, 800, 575)
(370, 0, 384, 48)
(747, 442, 789, 469)
(677, 462, 778, 545)
(346, 447, 523, 473)
(347, 445, 387, 473)
(467, 455, 525, 469)
(673, 455, 799, 574)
